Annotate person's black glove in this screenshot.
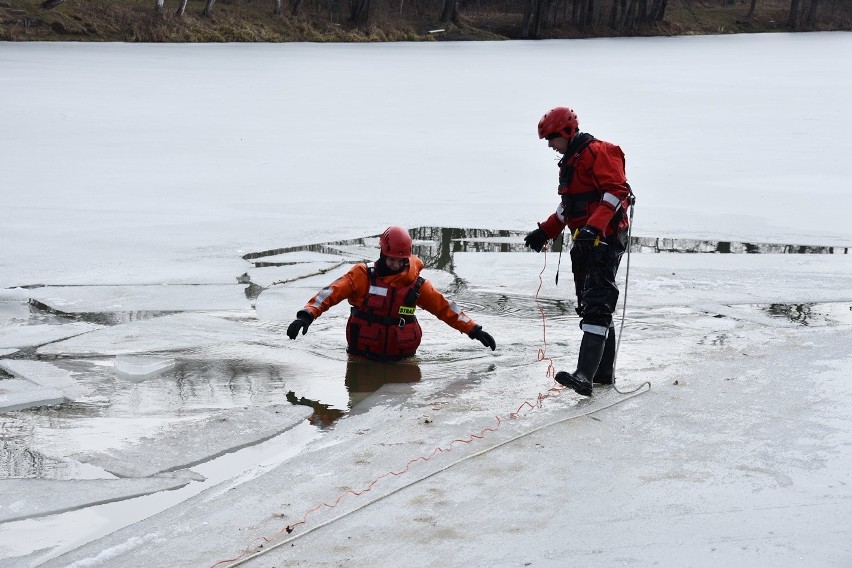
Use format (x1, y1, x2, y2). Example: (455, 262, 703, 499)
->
(468, 325, 496, 351)
(572, 225, 601, 247)
(287, 310, 314, 340)
(524, 224, 549, 253)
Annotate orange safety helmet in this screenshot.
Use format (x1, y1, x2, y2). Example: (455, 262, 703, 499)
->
(380, 226, 412, 259)
(538, 106, 579, 140)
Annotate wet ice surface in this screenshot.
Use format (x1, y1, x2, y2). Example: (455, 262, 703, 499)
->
(2, 228, 852, 567)
(0, 478, 193, 523)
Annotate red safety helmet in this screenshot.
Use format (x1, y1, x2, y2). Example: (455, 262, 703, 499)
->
(380, 226, 412, 259)
(538, 107, 579, 140)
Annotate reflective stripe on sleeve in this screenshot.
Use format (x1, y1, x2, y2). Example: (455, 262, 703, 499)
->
(311, 288, 334, 309)
(602, 192, 621, 210)
(449, 301, 471, 323)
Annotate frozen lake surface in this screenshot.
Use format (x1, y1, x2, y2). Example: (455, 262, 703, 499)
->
(2, 34, 852, 567)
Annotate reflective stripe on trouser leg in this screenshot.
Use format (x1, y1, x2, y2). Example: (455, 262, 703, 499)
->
(581, 323, 609, 337)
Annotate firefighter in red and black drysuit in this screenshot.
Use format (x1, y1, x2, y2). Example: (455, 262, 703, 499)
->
(523, 106, 634, 397)
(286, 226, 496, 360)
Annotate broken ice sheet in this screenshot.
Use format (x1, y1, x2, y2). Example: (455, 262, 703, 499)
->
(0, 360, 86, 400)
(247, 260, 353, 288)
(70, 404, 311, 478)
(114, 355, 175, 381)
(0, 379, 65, 413)
(0, 321, 102, 350)
(0, 477, 193, 523)
(26, 284, 252, 315)
(36, 312, 281, 357)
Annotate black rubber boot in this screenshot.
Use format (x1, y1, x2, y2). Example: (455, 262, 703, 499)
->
(593, 325, 616, 385)
(555, 332, 607, 397)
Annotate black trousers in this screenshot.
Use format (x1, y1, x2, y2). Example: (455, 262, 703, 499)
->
(570, 230, 628, 331)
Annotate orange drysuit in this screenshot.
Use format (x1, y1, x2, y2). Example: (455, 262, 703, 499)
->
(301, 255, 477, 360)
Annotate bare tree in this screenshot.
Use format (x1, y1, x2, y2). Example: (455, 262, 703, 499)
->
(746, 0, 757, 20)
(176, 0, 188, 15)
(804, 0, 819, 25)
(619, 0, 637, 30)
(522, 0, 548, 37)
(608, 0, 622, 27)
(290, 0, 306, 16)
(787, 0, 801, 27)
(156, 0, 165, 13)
(649, 0, 667, 21)
(203, 0, 216, 16)
(350, 0, 369, 23)
(274, 0, 282, 14)
(440, 0, 459, 22)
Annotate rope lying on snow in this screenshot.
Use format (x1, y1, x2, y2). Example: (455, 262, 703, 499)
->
(212, 383, 649, 568)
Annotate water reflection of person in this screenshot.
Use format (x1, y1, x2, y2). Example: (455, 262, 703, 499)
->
(287, 357, 422, 428)
(286, 226, 496, 358)
(344, 356, 422, 408)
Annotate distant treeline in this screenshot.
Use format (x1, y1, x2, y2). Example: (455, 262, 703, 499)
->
(4, 0, 849, 41)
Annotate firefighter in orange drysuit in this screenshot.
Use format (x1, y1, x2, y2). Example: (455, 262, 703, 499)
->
(287, 226, 496, 360)
(524, 106, 633, 397)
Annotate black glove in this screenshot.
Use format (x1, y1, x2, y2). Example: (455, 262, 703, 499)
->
(524, 224, 549, 253)
(468, 325, 496, 351)
(572, 225, 601, 247)
(287, 310, 314, 340)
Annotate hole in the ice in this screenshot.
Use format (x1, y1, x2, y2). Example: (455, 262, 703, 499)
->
(767, 303, 814, 326)
(762, 302, 852, 326)
(243, 226, 850, 267)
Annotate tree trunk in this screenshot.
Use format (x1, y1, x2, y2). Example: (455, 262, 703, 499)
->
(350, 0, 369, 23)
(655, 0, 668, 21)
(551, 0, 561, 27)
(275, 0, 282, 15)
(582, 0, 594, 27)
(440, 0, 457, 22)
(786, 0, 800, 28)
(619, 0, 636, 30)
(534, 0, 547, 33)
(176, 0, 188, 15)
(156, 0, 165, 13)
(203, 0, 216, 16)
(522, 0, 534, 36)
(746, 0, 756, 20)
(804, 0, 818, 25)
(41, 0, 67, 8)
(608, 0, 619, 28)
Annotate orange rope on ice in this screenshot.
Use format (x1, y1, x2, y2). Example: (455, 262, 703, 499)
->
(209, 389, 569, 568)
(209, 382, 650, 568)
(535, 247, 557, 380)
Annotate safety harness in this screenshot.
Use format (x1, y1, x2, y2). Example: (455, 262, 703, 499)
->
(346, 265, 425, 360)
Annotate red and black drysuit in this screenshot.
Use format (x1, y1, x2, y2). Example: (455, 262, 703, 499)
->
(536, 133, 633, 337)
(301, 255, 477, 361)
